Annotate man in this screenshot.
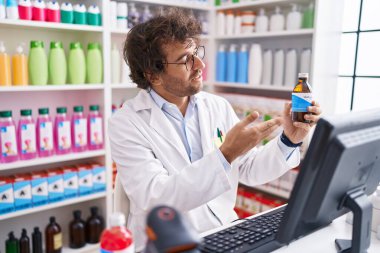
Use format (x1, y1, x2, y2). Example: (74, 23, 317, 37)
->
(109, 8, 321, 251)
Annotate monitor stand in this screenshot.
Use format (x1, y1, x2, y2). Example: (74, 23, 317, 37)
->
(335, 188, 372, 253)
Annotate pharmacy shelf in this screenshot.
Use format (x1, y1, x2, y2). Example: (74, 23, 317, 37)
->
(0, 150, 106, 171)
(215, 29, 314, 39)
(132, 0, 210, 10)
(210, 82, 293, 92)
(63, 243, 100, 253)
(0, 192, 106, 221)
(0, 19, 103, 32)
(111, 28, 130, 35)
(215, 0, 310, 10)
(252, 185, 290, 199)
(110, 83, 137, 89)
(0, 84, 104, 92)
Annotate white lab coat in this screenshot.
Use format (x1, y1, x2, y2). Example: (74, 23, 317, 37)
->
(108, 90, 299, 251)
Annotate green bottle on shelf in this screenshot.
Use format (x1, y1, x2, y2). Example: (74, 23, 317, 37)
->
(86, 42, 102, 84)
(48, 41, 67, 85)
(68, 42, 86, 84)
(29, 41, 48, 85)
(302, 3, 314, 28)
(6, 232, 19, 253)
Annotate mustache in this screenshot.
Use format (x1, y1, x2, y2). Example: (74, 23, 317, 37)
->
(190, 69, 202, 79)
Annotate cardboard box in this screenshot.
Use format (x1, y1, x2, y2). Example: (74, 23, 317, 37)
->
(0, 176, 14, 214)
(13, 173, 32, 210)
(91, 163, 106, 192)
(47, 168, 64, 202)
(77, 164, 93, 196)
(31, 171, 48, 206)
(62, 166, 79, 199)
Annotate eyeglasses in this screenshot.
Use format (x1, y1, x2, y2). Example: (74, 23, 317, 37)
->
(164, 46, 205, 71)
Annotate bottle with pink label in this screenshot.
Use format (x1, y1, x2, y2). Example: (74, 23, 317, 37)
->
(0, 110, 19, 163)
(37, 108, 54, 157)
(32, 0, 45, 21)
(88, 105, 103, 150)
(71, 106, 87, 152)
(18, 0, 32, 20)
(54, 107, 71, 155)
(18, 109, 37, 160)
(46, 1, 60, 22)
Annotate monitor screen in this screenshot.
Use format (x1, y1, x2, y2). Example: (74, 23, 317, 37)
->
(276, 108, 380, 247)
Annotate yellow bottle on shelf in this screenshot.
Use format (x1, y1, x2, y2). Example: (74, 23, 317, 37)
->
(12, 44, 29, 86)
(0, 41, 12, 86)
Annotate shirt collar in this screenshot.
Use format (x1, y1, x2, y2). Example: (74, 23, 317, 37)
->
(149, 89, 199, 111)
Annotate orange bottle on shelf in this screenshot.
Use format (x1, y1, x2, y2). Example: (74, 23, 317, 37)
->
(12, 44, 28, 86)
(0, 41, 12, 86)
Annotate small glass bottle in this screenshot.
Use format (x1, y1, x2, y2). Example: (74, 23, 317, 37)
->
(6, 231, 19, 253)
(19, 228, 30, 253)
(292, 73, 312, 123)
(45, 216, 62, 253)
(85, 206, 105, 243)
(32, 227, 42, 253)
(69, 210, 86, 248)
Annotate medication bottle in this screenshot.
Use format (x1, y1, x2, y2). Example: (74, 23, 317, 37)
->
(60, 2, 73, 24)
(85, 206, 105, 243)
(32, 227, 42, 253)
(31, 0, 45, 21)
(12, 43, 28, 86)
(29, 40, 48, 85)
(6, 232, 19, 253)
(54, 107, 71, 154)
(18, 0, 32, 20)
(48, 41, 67, 85)
(68, 42, 85, 84)
(45, 216, 62, 253)
(71, 106, 87, 152)
(19, 229, 30, 253)
(69, 210, 86, 249)
(88, 105, 103, 150)
(0, 41, 12, 86)
(292, 73, 312, 123)
(36, 108, 54, 157)
(86, 42, 102, 84)
(18, 109, 37, 160)
(0, 110, 19, 163)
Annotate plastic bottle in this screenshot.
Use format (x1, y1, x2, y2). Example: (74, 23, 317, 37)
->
(86, 206, 105, 244)
(6, 232, 19, 253)
(73, 3, 86, 25)
(292, 73, 312, 123)
(54, 107, 71, 155)
(88, 105, 103, 150)
(109, 1, 117, 28)
(233, 11, 241, 35)
(0, 0, 5, 19)
(18, 0, 32, 20)
(216, 10, 225, 36)
(284, 49, 297, 86)
(300, 48, 311, 74)
(199, 12, 208, 35)
(48, 41, 67, 85)
(371, 187, 380, 232)
(128, 3, 139, 28)
(226, 44, 237, 83)
(237, 43, 248, 84)
(87, 4, 101, 26)
(0, 110, 19, 163)
(29, 41, 48, 85)
(286, 4, 301, 30)
(100, 213, 134, 253)
(69, 210, 86, 249)
(60, 2, 73, 24)
(12, 43, 28, 86)
(0, 41, 11, 86)
(248, 43, 262, 86)
(302, 2, 314, 29)
(36, 108, 54, 157)
(269, 6, 284, 31)
(216, 44, 226, 82)
(273, 49, 284, 86)
(121, 60, 131, 83)
(86, 42, 102, 84)
(18, 109, 37, 160)
(111, 44, 120, 84)
(262, 49, 273, 85)
(140, 4, 152, 23)
(31, 0, 45, 21)
(6, 0, 19, 19)
(71, 106, 87, 152)
(255, 8, 268, 33)
(20, 228, 30, 253)
(46, 1, 60, 22)
(32, 227, 42, 253)
(116, 2, 127, 29)
(68, 42, 86, 84)
(225, 10, 234, 35)
(45, 216, 62, 253)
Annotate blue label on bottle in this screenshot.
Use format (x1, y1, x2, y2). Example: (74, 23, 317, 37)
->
(292, 93, 312, 112)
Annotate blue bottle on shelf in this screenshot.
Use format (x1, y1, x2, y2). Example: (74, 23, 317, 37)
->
(226, 44, 237, 83)
(237, 44, 249, 84)
(216, 44, 227, 82)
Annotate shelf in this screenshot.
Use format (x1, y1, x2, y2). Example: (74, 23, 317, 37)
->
(0, 192, 106, 221)
(252, 185, 290, 199)
(210, 82, 293, 92)
(63, 243, 100, 253)
(0, 150, 106, 171)
(215, 0, 310, 10)
(131, 0, 210, 10)
(215, 29, 314, 39)
(0, 85, 104, 92)
(110, 83, 138, 89)
(0, 19, 103, 32)
(111, 28, 130, 35)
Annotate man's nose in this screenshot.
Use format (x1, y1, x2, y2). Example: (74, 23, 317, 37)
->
(193, 55, 205, 70)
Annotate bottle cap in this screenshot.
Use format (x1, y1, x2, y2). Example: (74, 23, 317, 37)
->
(49, 216, 56, 223)
(38, 108, 49, 115)
(110, 212, 126, 227)
(89, 105, 99, 111)
(31, 41, 44, 49)
(33, 227, 41, 234)
(90, 206, 98, 215)
(50, 41, 63, 49)
(73, 210, 81, 218)
(21, 228, 27, 237)
(56, 107, 67, 113)
(21, 109, 32, 116)
(88, 42, 101, 50)
(70, 42, 82, 50)
(0, 111, 12, 118)
(298, 73, 309, 79)
(258, 8, 265, 16)
(73, 106, 83, 112)
(60, 2, 73, 11)
(8, 231, 16, 240)
(0, 41, 5, 53)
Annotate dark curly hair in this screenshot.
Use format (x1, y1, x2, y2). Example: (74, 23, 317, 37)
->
(123, 8, 202, 90)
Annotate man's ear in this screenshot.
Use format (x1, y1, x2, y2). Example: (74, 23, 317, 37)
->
(145, 72, 162, 87)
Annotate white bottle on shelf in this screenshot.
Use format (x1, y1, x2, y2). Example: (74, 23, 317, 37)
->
(284, 49, 297, 86)
(116, 2, 128, 30)
(6, 0, 19, 19)
(248, 43, 262, 86)
(109, 1, 117, 28)
(111, 44, 121, 84)
(255, 8, 268, 33)
(234, 11, 241, 35)
(262, 49, 273, 85)
(216, 10, 225, 36)
(286, 4, 302, 30)
(300, 48, 311, 74)
(0, 0, 5, 19)
(225, 10, 234, 35)
(270, 6, 284, 32)
(371, 187, 380, 232)
(273, 49, 284, 86)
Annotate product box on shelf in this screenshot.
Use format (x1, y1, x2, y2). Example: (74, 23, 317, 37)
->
(31, 171, 48, 206)
(47, 168, 64, 202)
(77, 164, 93, 196)
(91, 163, 106, 192)
(13, 173, 32, 210)
(0, 176, 14, 214)
(62, 166, 79, 199)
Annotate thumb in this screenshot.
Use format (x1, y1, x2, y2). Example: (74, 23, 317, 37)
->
(240, 111, 259, 127)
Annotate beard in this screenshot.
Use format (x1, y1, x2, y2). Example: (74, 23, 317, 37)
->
(160, 70, 203, 97)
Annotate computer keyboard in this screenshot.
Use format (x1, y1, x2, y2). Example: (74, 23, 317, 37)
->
(199, 206, 286, 253)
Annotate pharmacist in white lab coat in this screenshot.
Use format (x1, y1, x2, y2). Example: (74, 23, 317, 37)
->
(108, 9, 321, 251)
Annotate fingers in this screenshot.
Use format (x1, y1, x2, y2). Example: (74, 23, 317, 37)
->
(239, 111, 259, 127)
(293, 121, 311, 131)
(260, 121, 281, 139)
(283, 102, 291, 116)
(255, 118, 281, 132)
(304, 114, 319, 124)
(308, 101, 322, 115)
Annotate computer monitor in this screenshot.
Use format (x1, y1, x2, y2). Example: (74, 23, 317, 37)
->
(277, 108, 380, 252)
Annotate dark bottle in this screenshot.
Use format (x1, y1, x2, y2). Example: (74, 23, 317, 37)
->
(19, 229, 30, 253)
(85, 206, 105, 243)
(31, 227, 42, 253)
(6, 232, 19, 253)
(69, 210, 86, 248)
(292, 72, 313, 123)
(45, 216, 62, 253)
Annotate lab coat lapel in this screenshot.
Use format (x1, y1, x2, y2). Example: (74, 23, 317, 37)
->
(197, 98, 214, 155)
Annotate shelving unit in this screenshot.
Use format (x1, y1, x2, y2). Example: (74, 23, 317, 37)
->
(215, 28, 314, 39)
(0, 84, 104, 92)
